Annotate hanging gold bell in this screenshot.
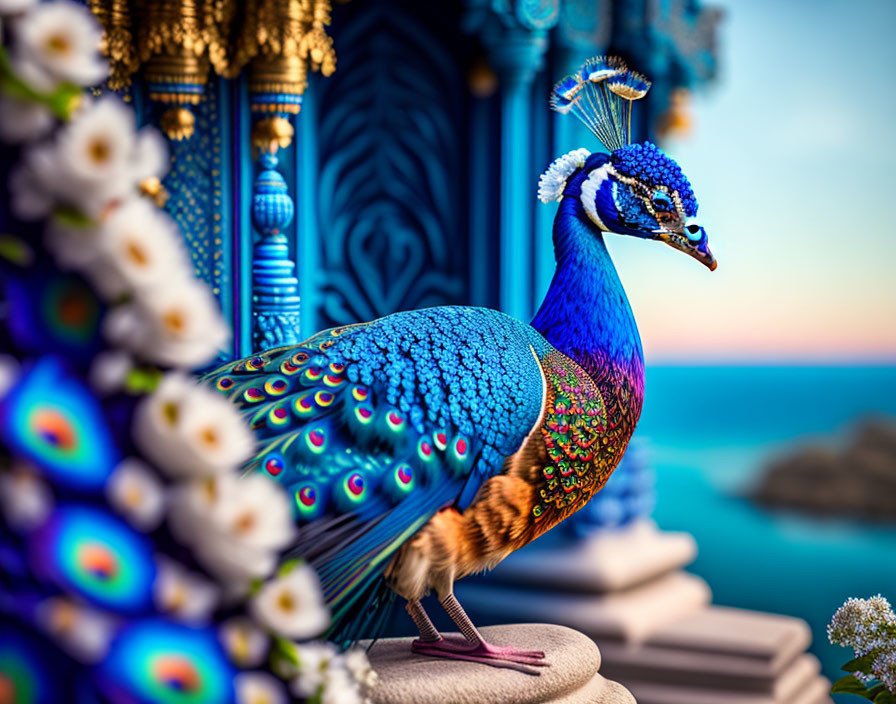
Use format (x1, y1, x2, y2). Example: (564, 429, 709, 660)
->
(248, 54, 307, 152)
(143, 49, 209, 141)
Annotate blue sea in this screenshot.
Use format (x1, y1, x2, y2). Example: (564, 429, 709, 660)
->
(636, 366, 896, 689)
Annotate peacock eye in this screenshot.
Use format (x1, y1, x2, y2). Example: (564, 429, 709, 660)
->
(651, 190, 673, 211)
(685, 222, 704, 243)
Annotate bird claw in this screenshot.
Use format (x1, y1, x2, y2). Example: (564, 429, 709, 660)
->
(411, 636, 549, 674)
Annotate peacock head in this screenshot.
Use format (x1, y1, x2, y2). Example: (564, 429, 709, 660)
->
(539, 56, 716, 271)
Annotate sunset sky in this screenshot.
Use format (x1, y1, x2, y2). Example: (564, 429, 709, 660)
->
(605, 0, 896, 364)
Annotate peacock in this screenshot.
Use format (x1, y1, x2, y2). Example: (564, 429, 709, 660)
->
(204, 56, 716, 671)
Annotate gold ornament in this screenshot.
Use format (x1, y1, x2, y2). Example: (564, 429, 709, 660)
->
(656, 88, 693, 140)
(88, 0, 339, 86)
(251, 116, 295, 153)
(249, 55, 307, 114)
(88, 0, 138, 89)
(139, 177, 170, 207)
(159, 107, 196, 141)
(87, 0, 341, 143)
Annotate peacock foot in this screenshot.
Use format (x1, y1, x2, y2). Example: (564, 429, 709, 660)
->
(411, 636, 549, 674)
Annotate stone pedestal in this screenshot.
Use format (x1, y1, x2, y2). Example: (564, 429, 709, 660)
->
(365, 624, 635, 704)
(456, 520, 832, 704)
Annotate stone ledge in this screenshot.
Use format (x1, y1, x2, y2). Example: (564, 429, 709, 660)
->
(458, 570, 711, 642)
(488, 520, 697, 594)
(601, 651, 821, 701)
(626, 673, 832, 704)
(364, 624, 635, 704)
(644, 606, 812, 672)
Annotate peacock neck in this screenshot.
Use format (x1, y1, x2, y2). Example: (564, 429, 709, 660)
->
(531, 195, 645, 403)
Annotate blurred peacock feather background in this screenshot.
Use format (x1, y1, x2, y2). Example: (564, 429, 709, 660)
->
(0, 2, 375, 702)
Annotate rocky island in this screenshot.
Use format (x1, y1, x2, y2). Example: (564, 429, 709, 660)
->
(752, 419, 896, 522)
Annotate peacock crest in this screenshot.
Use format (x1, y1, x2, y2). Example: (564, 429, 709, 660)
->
(538, 56, 653, 205)
(550, 55, 651, 152)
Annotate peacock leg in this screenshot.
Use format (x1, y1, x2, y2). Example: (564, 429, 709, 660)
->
(411, 593, 548, 672)
(406, 598, 441, 643)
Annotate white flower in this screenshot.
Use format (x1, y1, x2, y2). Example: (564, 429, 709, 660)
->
(291, 642, 339, 698)
(235, 672, 288, 704)
(14, 1, 106, 86)
(133, 373, 254, 478)
(0, 0, 36, 15)
(105, 458, 165, 530)
(344, 649, 378, 692)
(10, 162, 54, 220)
(0, 466, 52, 531)
(829, 595, 896, 653)
(105, 277, 230, 368)
(12, 53, 57, 93)
(291, 648, 365, 704)
(88, 349, 133, 394)
(220, 617, 269, 668)
(250, 563, 330, 640)
(0, 95, 54, 142)
(873, 649, 896, 692)
(168, 473, 295, 584)
(27, 97, 168, 219)
(0, 354, 19, 399)
(44, 216, 102, 269)
(36, 598, 114, 663)
(153, 556, 220, 624)
(321, 668, 364, 704)
(94, 198, 189, 296)
(0, 56, 57, 143)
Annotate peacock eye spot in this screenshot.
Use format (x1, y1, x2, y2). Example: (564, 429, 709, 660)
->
(651, 190, 673, 211)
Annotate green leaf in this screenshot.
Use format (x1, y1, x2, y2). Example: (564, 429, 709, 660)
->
(874, 692, 896, 704)
(0, 235, 34, 267)
(273, 636, 299, 666)
(0, 46, 82, 120)
(844, 654, 877, 676)
(831, 674, 873, 698)
(123, 368, 162, 395)
(53, 206, 95, 229)
(45, 83, 82, 120)
(248, 576, 265, 596)
(276, 558, 304, 578)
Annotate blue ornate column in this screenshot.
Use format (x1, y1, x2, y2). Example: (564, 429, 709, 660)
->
(250, 150, 301, 348)
(465, 0, 559, 323)
(243, 0, 337, 350)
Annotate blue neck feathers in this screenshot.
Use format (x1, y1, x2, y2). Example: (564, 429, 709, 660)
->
(531, 189, 644, 380)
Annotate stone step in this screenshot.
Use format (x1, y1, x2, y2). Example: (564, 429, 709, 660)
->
(457, 570, 711, 642)
(626, 674, 832, 704)
(638, 606, 813, 675)
(364, 624, 635, 704)
(601, 650, 820, 699)
(487, 520, 698, 594)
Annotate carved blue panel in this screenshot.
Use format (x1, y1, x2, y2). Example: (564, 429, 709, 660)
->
(158, 83, 228, 300)
(314, 1, 471, 328)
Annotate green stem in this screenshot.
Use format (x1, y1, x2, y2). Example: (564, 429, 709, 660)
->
(0, 45, 82, 120)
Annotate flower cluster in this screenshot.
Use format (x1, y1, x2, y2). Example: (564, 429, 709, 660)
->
(828, 595, 896, 696)
(11, 90, 230, 367)
(0, 0, 106, 142)
(610, 141, 698, 217)
(0, 2, 375, 703)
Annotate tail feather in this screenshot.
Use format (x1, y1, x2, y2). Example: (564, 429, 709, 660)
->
(294, 482, 457, 647)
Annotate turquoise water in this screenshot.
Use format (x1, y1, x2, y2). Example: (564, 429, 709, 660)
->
(636, 366, 896, 687)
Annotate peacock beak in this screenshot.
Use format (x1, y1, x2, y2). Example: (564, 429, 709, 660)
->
(656, 223, 717, 271)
